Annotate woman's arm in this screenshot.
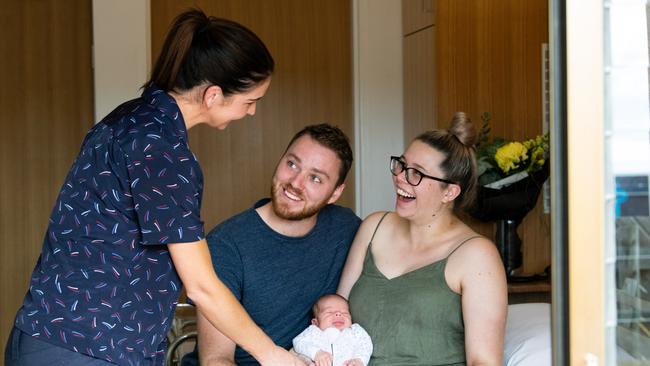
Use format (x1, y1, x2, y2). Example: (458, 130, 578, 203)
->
(168, 239, 303, 366)
(195, 309, 237, 366)
(448, 238, 508, 366)
(337, 212, 388, 298)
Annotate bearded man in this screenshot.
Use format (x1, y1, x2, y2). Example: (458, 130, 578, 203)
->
(182, 124, 361, 366)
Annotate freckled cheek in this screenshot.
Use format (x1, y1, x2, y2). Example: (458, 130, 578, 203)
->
(419, 182, 437, 196)
(421, 180, 434, 188)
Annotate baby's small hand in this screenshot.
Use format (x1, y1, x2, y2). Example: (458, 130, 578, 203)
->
(343, 358, 364, 366)
(314, 350, 333, 366)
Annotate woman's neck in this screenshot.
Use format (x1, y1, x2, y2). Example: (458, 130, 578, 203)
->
(169, 90, 205, 130)
(405, 210, 461, 249)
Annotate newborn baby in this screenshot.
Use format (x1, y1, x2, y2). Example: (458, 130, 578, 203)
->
(293, 294, 372, 366)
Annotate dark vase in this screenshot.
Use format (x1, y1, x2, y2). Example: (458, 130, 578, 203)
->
(470, 163, 549, 278)
(495, 219, 523, 277)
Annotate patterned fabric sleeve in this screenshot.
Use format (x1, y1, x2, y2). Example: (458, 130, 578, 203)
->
(350, 324, 374, 366)
(125, 138, 204, 245)
(292, 325, 329, 361)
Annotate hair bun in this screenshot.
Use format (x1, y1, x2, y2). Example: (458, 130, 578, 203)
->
(448, 112, 477, 147)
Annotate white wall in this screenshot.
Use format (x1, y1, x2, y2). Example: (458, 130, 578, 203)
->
(92, 1, 404, 217)
(353, 0, 404, 218)
(92, 0, 150, 122)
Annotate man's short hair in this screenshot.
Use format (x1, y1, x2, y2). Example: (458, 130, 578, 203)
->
(285, 124, 353, 187)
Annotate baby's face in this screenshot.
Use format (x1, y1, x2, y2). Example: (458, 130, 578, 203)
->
(313, 296, 352, 330)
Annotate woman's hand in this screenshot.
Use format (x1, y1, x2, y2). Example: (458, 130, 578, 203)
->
(343, 358, 364, 366)
(313, 350, 333, 366)
(258, 346, 308, 366)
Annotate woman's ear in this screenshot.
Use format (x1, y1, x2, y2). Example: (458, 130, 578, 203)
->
(203, 85, 224, 108)
(443, 184, 462, 203)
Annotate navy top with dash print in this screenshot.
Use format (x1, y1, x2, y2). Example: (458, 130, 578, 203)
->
(14, 83, 205, 365)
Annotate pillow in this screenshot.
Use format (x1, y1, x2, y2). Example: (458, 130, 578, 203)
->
(504, 303, 552, 366)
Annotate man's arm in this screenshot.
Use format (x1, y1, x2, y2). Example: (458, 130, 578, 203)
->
(196, 308, 237, 366)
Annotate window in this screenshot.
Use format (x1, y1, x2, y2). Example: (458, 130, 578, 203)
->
(605, 0, 650, 363)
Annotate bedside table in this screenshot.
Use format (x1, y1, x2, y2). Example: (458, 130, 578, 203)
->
(508, 279, 551, 304)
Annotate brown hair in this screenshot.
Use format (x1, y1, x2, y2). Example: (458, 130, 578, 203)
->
(148, 9, 274, 96)
(415, 112, 478, 212)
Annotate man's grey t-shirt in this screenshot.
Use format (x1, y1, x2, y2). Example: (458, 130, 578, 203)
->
(183, 198, 360, 365)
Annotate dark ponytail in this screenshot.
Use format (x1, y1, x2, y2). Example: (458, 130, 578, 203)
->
(415, 112, 478, 212)
(148, 9, 274, 96)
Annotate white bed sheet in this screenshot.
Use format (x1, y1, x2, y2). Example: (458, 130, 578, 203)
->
(504, 303, 552, 366)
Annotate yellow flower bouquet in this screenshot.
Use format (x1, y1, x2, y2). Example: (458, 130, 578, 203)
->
(475, 113, 549, 188)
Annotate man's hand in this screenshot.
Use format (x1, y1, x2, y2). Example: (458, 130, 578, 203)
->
(313, 350, 333, 366)
(343, 358, 364, 366)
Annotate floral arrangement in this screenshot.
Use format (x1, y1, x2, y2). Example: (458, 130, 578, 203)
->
(470, 113, 551, 278)
(475, 112, 549, 188)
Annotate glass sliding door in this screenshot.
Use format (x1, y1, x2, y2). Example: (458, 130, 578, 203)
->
(605, 0, 650, 364)
(561, 0, 650, 363)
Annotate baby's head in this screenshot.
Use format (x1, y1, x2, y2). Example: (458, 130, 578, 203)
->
(311, 294, 352, 331)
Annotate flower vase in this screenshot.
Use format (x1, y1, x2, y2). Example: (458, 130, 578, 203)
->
(470, 162, 549, 279)
(495, 219, 523, 278)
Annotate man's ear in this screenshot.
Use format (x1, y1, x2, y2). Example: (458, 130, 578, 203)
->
(203, 85, 224, 108)
(327, 183, 345, 204)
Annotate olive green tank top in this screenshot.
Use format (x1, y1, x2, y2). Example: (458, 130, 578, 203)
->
(348, 213, 478, 366)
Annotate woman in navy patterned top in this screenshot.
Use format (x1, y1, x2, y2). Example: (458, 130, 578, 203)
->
(5, 9, 303, 366)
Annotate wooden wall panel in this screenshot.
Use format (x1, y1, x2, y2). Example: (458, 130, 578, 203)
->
(151, 1, 354, 231)
(404, 26, 435, 143)
(402, 0, 434, 35)
(0, 0, 94, 356)
(434, 0, 550, 275)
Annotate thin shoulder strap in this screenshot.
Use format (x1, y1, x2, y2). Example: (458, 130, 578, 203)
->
(369, 212, 390, 243)
(446, 235, 483, 259)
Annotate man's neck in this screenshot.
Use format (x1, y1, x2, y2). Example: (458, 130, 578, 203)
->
(255, 201, 319, 237)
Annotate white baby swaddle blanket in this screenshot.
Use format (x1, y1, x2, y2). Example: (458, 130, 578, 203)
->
(292, 324, 373, 366)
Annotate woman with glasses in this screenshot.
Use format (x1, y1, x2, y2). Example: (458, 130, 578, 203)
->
(338, 112, 507, 365)
(5, 9, 303, 366)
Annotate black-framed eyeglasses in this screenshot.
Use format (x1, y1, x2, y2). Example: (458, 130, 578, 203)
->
(389, 156, 457, 186)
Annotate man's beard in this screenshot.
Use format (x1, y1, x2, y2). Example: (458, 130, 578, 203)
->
(270, 184, 331, 221)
